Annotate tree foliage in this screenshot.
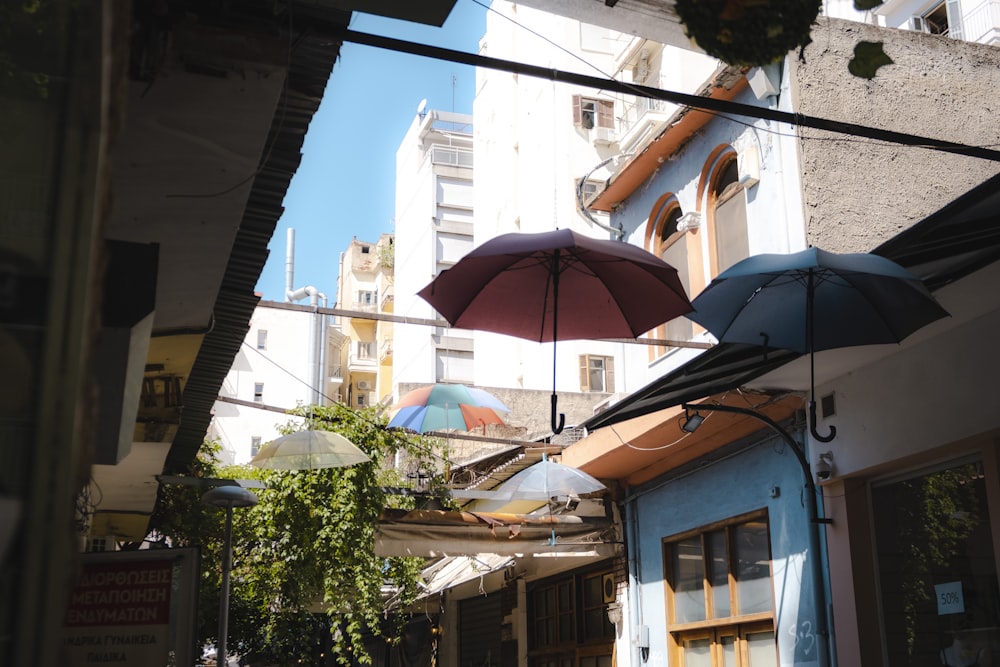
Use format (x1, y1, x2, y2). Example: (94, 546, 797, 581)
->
(149, 403, 446, 665)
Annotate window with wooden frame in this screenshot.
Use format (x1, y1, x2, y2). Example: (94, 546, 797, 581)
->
(663, 512, 777, 666)
(572, 95, 614, 131)
(708, 155, 750, 277)
(657, 206, 694, 344)
(529, 568, 615, 667)
(579, 355, 614, 393)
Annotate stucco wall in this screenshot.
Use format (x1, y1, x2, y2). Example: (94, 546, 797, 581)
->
(791, 18, 1000, 252)
(628, 436, 823, 667)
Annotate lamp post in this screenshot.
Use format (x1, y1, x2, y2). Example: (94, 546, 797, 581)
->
(202, 486, 259, 667)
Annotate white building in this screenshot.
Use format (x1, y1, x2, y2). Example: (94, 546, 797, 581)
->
(392, 108, 476, 389)
(210, 230, 342, 464)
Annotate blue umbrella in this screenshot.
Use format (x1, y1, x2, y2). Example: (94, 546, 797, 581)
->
(689, 247, 948, 441)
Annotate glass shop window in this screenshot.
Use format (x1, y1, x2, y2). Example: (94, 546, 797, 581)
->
(872, 459, 1000, 666)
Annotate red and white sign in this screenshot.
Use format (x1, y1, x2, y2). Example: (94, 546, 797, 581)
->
(64, 558, 174, 665)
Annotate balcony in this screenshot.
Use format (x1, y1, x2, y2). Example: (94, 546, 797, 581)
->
(348, 346, 377, 373)
(379, 338, 393, 362)
(616, 87, 679, 154)
(964, 0, 1000, 44)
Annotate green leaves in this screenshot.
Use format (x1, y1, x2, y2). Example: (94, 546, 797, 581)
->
(150, 404, 444, 664)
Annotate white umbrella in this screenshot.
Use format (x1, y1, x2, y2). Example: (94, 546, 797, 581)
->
(493, 457, 605, 501)
(250, 430, 370, 471)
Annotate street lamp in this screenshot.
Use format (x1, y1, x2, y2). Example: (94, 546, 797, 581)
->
(202, 485, 259, 667)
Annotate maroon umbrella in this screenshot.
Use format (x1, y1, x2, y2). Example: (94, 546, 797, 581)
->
(418, 229, 693, 433)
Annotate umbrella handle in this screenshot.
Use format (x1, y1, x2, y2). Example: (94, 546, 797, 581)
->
(809, 400, 836, 443)
(551, 394, 566, 435)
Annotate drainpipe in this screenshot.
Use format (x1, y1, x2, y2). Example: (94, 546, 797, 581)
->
(625, 497, 644, 666)
(287, 285, 327, 406)
(285, 228, 295, 301)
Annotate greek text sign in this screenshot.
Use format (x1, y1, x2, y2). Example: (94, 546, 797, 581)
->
(64, 558, 173, 665)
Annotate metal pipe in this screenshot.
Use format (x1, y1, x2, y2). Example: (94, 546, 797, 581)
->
(285, 228, 295, 302)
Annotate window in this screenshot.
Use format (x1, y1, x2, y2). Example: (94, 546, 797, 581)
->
(357, 341, 373, 359)
(361, 245, 370, 254)
(572, 95, 614, 131)
(436, 349, 473, 383)
(356, 392, 366, 407)
(709, 156, 750, 276)
(579, 355, 615, 393)
(256, 329, 267, 350)
(665, 513, 776, 666)
(871, 460, 998, 665)
(529, 569, 615, 667)
(658, 207, 694, 343)
(357, 290, 376, 306)
(250, 436, 261, 457)
(253, 382, 264, 403)
(916, 1, 963, 37)
(576, 179, 602, 210)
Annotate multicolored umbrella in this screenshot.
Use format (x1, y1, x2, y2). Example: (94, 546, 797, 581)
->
(388, 383, 510, 434)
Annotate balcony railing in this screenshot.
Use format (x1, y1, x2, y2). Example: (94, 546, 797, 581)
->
(964, 0, 1000, 43)
(614, 79, 680, 152)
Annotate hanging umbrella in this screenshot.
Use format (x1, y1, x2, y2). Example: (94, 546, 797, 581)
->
(387, 383, 510, 434)
(418, 229, 693, 433)
(250, 430, 370, 470)
(493, 457, 606, 501)
(688, 247, 949, 442)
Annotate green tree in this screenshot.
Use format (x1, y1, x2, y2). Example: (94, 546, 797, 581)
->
(150, 403, 445, 665)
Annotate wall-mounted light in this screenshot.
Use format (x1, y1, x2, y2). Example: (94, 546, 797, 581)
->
(681, 407, 705, 433)
(815, 451, 835, 482)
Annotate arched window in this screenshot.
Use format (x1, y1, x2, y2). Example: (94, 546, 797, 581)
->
(645, 194, 697, 358)
(658, 207, 693, 343)
(707, 153, 750, 276)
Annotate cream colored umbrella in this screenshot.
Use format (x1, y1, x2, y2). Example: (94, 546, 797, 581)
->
(250, 430, 370, 470)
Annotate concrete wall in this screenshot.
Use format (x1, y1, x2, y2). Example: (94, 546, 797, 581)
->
(791, 18, 1000, 252)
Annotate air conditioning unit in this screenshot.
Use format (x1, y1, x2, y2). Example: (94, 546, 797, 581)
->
(591, 126, 618, 145)
(357, 380, 371, 390)
(908, 15, 930, 32)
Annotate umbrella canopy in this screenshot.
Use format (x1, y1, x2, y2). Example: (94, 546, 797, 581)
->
(493, 458, 606, 501)
(250, 430, 370, 470)
(388, 383, 510, 434)
(418, 229, 693, 433)
(688, 247, 949, 441)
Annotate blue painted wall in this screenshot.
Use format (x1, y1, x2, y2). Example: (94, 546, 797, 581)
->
(626, 432, 824, 667)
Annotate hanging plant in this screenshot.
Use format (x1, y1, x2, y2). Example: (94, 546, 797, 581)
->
(674, 0, 822, 66)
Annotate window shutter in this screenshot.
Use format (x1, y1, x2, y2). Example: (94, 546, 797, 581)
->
(572, 94, 582, 126)
(597, 100, 614, 129)
(606, 357, 615, 394)
(579, 355, 590, 391)
(945, 0, 963, 39)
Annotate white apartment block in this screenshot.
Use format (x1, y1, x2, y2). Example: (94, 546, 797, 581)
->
(209, 301, 338, 464)
(392, 108, 476, 390)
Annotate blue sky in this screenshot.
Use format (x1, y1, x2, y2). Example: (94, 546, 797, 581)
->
(254, 1, 488, 301)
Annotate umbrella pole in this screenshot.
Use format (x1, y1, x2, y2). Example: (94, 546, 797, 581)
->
(807, 270, 836, 443)
(550, 251, 566, 435)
